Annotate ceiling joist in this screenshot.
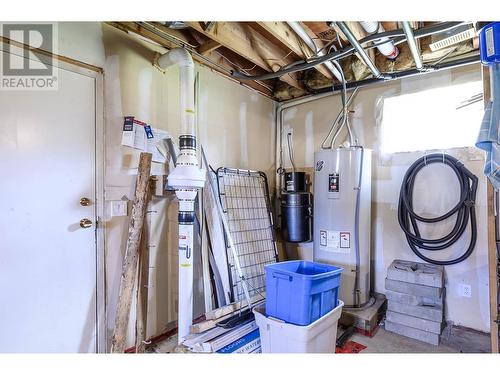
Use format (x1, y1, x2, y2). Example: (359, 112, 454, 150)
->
(185, 21, 303, 90)
(107, 21, 480, 102)
(255, 22, 333, 79)
(107, 22, 275, 98)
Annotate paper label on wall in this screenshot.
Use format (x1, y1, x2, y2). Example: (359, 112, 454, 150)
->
(121, 116, 171, 163)
(321, 230, 350, 254)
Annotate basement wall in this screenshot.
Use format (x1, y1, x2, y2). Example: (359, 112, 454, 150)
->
(58, 23, 276, 349)
(281, 64, 490, 333)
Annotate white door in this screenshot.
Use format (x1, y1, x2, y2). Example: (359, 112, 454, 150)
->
(0, 52, 99, 353)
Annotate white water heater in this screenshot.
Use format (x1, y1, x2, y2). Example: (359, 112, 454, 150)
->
(313, 147, 372, 307)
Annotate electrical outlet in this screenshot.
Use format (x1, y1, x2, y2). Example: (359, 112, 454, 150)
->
(459, 283, 472, 298)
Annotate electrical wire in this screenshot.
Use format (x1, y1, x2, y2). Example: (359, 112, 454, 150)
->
(398, 153, 478, 265)
(320, 66, 359, 150)
(286, 132, 296, 172)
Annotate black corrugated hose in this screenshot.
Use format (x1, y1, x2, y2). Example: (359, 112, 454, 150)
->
(398, 154, 478, 265)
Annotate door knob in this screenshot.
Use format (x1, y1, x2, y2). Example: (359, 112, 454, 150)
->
(80, 218, 93, 228)
(80, 197, 91, 206)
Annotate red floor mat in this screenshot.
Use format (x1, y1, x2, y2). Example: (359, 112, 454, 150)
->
(335, 341, 367, 354)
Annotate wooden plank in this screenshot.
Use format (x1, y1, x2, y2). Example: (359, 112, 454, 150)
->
(186, 21, 302, 90)
(256, 22, 333, 79)
(190, 308, 243, 334)
(0, 36, 102, 73)
(483, 65, 499, 353)
(204, 293, 265, 321)
(198, 39, 221, 55)
(134, 178, 153, 353)
(110, 152, 152, 353)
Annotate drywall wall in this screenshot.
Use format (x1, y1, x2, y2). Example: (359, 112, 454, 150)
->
(101, 24, 275, 348)
(281, 64, 490, 332)
(45, 22, 275, 350)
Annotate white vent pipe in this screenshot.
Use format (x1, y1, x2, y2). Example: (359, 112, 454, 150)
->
(358, 21, 399, 59)
(287, 22, 344, 82)
(158, 48, 206, 344)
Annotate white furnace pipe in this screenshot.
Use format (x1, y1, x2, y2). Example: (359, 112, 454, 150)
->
(158, 48, 206, 344)
(358, 21, 399, 59)
(287, 22, 344, 82)
(158, 48, 195, 136)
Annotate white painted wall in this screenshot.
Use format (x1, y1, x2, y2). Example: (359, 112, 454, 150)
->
(100, 25, 275, 348)
(50, 23, 275, 350)
(23, 22, 490, 346)
(282, 65, 490, 332)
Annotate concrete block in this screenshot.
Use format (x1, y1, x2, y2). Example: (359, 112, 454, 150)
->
(388, 300, 443, 322)
(385, 320, 440, 346)
(386, 311, 443, 334)
(385, 290, 443, 307)
(385, 278, 443, 298)
(387, 260, 444, 288)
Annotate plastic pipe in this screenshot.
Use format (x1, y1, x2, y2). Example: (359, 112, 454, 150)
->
(287, 22, 344, 82)
(158, 48, 195, 137)
(402, 22, 423, 70)
(158, 48, 206, 344)
(359, 21, 399, 59)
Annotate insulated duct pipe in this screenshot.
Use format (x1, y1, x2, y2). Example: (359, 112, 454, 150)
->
(287, 22, 344, 82)
(336, 22, 383, 79)
(402, 22, 423, 70)
(157, 48, 206, 344)
(358, 21, 399, 59)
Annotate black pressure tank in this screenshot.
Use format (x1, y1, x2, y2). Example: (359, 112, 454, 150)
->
(281, 171, 312, 243)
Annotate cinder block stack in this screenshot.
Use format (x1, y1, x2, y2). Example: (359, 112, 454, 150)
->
(384, 260, 445, 345)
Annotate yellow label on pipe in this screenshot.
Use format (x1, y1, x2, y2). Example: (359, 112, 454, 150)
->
(185, 109, 195, 114)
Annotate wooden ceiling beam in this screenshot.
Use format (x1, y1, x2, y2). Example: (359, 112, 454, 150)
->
(185, 21, 302, 90)
(197, 39, 221, 55)
(256, 22, 333, 79)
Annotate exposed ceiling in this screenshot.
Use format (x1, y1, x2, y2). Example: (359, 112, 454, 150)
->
(109, 21, 480, 101)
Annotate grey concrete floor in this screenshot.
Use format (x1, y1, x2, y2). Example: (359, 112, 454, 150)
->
(350, 327, 458, 353)
(151, 322, 490, 354)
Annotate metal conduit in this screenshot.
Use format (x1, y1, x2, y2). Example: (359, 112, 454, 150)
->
(402, 21, 423, 70)
(232, 22, 468, 82)
(287, 21, 344, 82)
(336, 22, 383, 78)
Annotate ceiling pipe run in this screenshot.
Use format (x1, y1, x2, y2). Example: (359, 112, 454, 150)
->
(335, 22, 384, 79)
(313, 54, 479, 94)
(402, 22, 424, 70)
(274, 53, 479, 199)
(286, 21, 344, 82)
(232, 22, 466, 82)
(358, 21, 399, 59)
(157, 48, 206, 345)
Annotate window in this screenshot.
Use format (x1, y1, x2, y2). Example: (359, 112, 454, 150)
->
(380, 80, 484, 154)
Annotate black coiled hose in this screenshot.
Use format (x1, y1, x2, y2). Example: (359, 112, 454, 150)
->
(398, 154, 478, 265)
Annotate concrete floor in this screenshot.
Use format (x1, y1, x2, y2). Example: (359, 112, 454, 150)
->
(340, 322, 490, 353)
(349, 328, 457, 353)
(151, 321, 490, 354)
(152, 328, 458, 353)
